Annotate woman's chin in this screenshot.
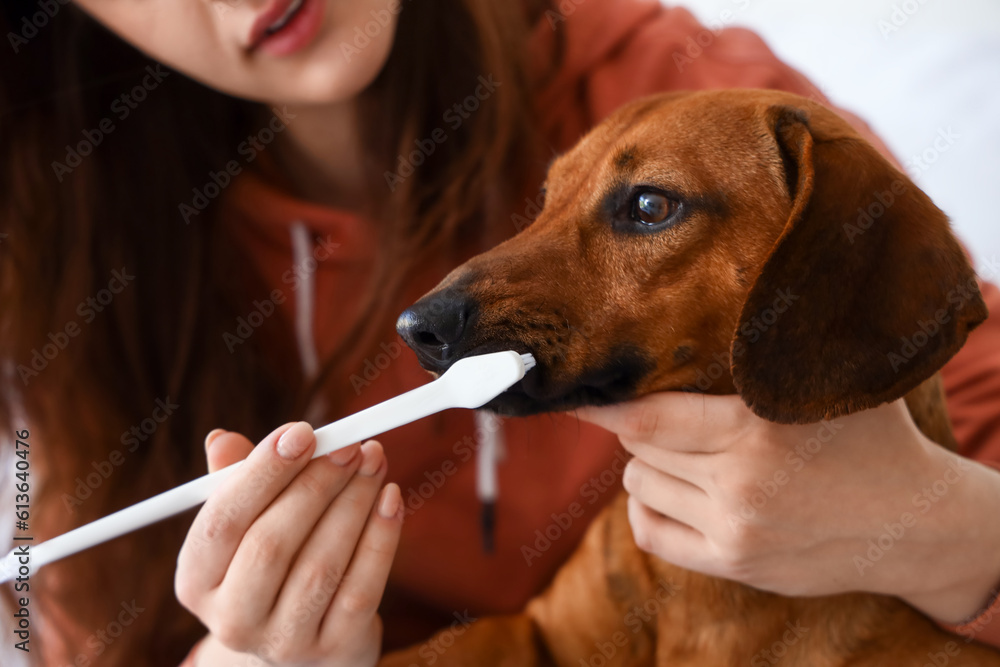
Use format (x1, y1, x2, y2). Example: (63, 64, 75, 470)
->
(229, 40, 393, 107)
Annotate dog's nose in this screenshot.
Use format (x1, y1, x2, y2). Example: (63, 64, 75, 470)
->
(396, 292, 474, 364)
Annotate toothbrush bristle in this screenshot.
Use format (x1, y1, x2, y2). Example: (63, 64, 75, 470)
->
(520, 352, 537, 372)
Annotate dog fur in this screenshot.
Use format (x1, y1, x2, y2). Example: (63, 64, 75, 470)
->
(384, 89, 997, 666)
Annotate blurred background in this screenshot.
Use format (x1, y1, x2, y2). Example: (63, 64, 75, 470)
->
(676, 0, 1000, 274)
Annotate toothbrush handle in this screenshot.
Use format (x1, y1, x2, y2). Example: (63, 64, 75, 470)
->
(4, 379, 453, 579)
(0, 349, 528, 582)
(25, 462, 243, 575)
(312, 380, 451, 457)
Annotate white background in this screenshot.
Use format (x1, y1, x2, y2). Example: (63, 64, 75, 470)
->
(676, 0, 1000, 274)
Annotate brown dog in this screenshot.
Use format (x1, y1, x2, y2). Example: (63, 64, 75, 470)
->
(384, 89, 998, 666)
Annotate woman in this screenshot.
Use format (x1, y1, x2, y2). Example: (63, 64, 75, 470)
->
(1, 0, 998, 665)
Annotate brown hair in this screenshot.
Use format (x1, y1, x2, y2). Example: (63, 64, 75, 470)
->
(0, 1, 550, 663)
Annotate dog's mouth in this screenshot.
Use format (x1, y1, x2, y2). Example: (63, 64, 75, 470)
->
(483, 378, 635, 417)
(397, 290, 655, 416)
(412, 340, 653, 417)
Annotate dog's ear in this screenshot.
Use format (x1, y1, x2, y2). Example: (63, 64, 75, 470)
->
(731, 105, 988, 424)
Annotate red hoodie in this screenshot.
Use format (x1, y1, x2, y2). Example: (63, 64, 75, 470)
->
(190, 0, 1000, 661)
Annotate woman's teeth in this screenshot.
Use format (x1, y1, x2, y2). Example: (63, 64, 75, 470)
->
(266, 0, 304, 34)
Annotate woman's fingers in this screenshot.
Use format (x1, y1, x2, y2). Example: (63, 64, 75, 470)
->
(619, 438, 718, 489)
(626, 495, 707, 569)
(268, 441, 389, 644)
(623, 457, 709, 531)
(574, 392, 748, 453)
(575, 393, 757, 491)
(205, 429, 254, 473)
(266, 440, 386, 637)
(177, 421, 319, 599)
(321, 481, 404, 644)
(216, 441, 364, 628)
(176, 429, 404, 664)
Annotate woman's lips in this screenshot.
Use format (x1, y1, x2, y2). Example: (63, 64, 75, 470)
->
(265, 0, 304, 34)
(248, 0, 324, 57)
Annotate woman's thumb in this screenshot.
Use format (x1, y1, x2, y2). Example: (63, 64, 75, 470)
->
(204, 429, 255, 473)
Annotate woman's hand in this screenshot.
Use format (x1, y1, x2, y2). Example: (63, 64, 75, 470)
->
(175, 422, 404, 667)
(576, 393, 1000, 625)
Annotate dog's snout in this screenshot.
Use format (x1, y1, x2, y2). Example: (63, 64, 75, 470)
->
(396, 292, 475, 366)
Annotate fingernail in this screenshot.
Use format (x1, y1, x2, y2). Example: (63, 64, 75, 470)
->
(623, 460, 640, 492)
(378, 484, 402, 520)
(205, 429, 226, 450)
(328, 443, 359, 466)
(277, 422, 313, 460)
(359, 440, 384, 476)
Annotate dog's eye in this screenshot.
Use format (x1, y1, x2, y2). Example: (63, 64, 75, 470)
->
(632, 191, 678, 226)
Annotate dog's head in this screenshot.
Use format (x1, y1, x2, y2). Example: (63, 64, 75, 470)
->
(396, 90, 987, 423)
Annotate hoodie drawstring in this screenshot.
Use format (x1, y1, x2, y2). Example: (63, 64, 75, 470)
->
(475, 410, 503, 553)
(290, 222, 327, 425)
(289, 223, 501, 553)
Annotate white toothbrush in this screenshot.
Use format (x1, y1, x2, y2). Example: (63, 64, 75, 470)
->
(0, 350, 535, 584)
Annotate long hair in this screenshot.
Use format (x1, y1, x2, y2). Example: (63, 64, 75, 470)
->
(0, 1, 551, 663)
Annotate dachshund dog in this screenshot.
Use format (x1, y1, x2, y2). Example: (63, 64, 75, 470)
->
(385, 89, 998, 666)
